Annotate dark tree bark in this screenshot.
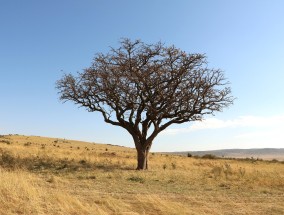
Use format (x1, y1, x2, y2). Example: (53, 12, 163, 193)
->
(56, 38, 234, 170)
(136, 147, 149, 170)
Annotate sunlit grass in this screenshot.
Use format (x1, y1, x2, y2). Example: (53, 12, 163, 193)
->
(0, 135, 283, 214)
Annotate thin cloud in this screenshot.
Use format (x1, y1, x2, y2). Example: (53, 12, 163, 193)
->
(162, 115, 284, 135)
(235, 125, 284, 139)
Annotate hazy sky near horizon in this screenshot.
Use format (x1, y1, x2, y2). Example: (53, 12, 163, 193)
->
(1, 0, 283, 151)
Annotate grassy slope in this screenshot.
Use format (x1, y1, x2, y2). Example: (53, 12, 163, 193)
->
(0, 135, 283, 215)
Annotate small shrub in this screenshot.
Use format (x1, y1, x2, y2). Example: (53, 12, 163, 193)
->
(271, 159, 279, 163)
(187, 153, 192, 157)
(86, 175, 96, 180)
(162, 164, 167, 170)
(79, 160, 87, 165)
(261, 190, 272, 194)
(24, 142, 32, 146)
(127, 176, 145, 183)
(202, 154, 217, 159)
(219, 183, 230, 189)
(0, 152, 16, 168)
(171, 162, 176, 170)
(0, 140, 12, 145)
(77, 175, 96, 180)
(249, 157, 257, 163)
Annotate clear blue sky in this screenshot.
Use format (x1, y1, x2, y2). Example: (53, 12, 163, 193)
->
(1, 0, 283, 151)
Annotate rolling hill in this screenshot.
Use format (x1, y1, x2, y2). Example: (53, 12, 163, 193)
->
(171, 148, 284, 161)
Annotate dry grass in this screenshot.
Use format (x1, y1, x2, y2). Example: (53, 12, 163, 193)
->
(0, 135, 283, 215)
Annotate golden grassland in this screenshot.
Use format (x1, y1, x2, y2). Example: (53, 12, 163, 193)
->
(0, 135, 283, 215)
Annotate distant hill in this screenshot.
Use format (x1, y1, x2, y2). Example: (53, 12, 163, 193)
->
(170, 148, 284, 161)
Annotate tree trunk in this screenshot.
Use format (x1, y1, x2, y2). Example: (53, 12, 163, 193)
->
(136, 148, 149, 170)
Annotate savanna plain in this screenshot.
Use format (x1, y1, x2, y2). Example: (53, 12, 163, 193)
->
(0, 135, 283, 215)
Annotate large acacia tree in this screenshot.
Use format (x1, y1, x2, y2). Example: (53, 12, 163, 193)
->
(56, 39, 234, 170)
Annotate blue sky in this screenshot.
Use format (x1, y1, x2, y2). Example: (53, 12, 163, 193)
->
(0, 0, 283, 151)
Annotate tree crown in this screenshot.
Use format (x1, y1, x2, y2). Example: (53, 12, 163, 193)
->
(57, 39, 234, 142)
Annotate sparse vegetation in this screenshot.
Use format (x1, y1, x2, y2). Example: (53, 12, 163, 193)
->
(24, 142, 32, 146)
(202, 154, 217, 159)
(127, 176, 145, 183)
(0, 139, 12, 145)
(171, 162, 177, 170)
(0, 135, 283, 214)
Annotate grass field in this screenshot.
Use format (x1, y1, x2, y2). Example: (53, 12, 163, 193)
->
(0, 135, 283, 215)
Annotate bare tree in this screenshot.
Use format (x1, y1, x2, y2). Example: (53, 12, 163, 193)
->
(56, 39, 234, 170)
